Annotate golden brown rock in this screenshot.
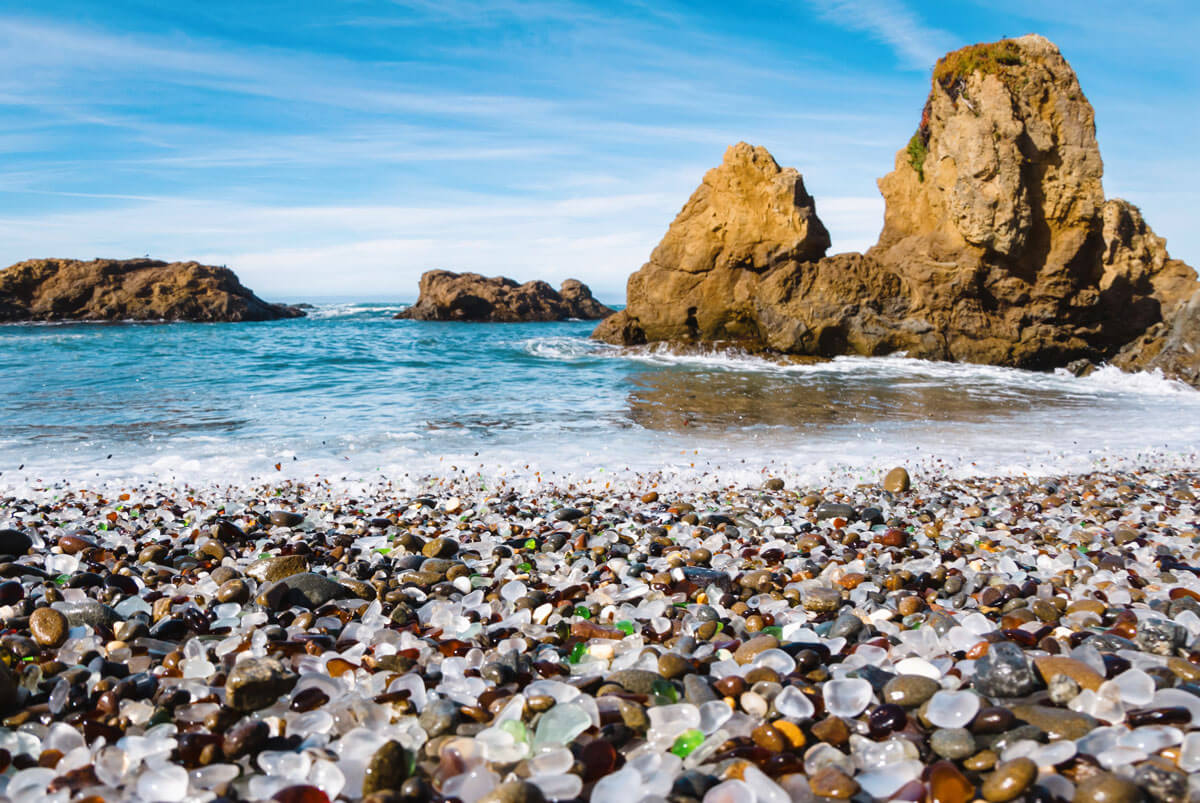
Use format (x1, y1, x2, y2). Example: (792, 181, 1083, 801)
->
(929, 760, 975, 803)
(593, 36, 1199, 385)
(883, 467, 911, 493)
(1034, 656, 1104, 692)
(0, 258, 304, 322)
(397, 271, 611, 322)
(982, 757, 1037, 802)
(808, 766, 858, 799)
(592, 142, 830, 346)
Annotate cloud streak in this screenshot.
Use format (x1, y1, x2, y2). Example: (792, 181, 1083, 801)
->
(805, 0, 954, 69)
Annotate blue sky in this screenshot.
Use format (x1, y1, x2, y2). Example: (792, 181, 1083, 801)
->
(0, 0, 1196, 301)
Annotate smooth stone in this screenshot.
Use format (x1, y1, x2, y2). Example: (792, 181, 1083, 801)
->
(362, 740, 413, 795)
(883, 467, 911, 493)
(269, 511, 305, 527)
(1130, 758, 1186, 803)
(246, 555, 308, 583)
(418, 699, 461, 738)
(421, 537, 459, 559)
(928, 760, 974, 803)
(0, 530, 32, 555)
(808, 766, 858, 799)
(658, 653, 691, 680)
(1035, 656, 1104, 692)
(733, 635, 779, 665)
(814, 503, 856, 522)
(1072, 773, 1144, 803)
(981, 757, 1037, 803)
(827, 612, 862, 639)
(930, 728, 977, 760)
(257, 573, 352, 610)
(58, 533, 96, 554)
(1135, 619, 1188, 656)
(29, 607, 68, 648)
(1008, 705, 1097, 741)
(607, 669, 661, 695)
(216, 578, 251, 604)
(548, 508, 585, 522)
(225, 657, 298, 712)
(882, 675, 941, 708)
(974, 641, 1037, 699)
(222, 718, 269, 760)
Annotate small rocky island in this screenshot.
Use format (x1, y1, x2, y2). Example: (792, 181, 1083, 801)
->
(593, 35, 1200, 386)
(0, 258, 305, 322)
(396, 270, 613, 322)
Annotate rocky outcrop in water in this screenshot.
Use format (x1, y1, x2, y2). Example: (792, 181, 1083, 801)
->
(396, 270, 613, 322)
(0, 258, 304, 322)
(594, 35, 1200, 384)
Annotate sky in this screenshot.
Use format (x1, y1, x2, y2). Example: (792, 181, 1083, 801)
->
(0, 1, 1196, 302)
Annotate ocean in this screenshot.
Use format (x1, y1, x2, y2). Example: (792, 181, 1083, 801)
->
(3, 302, 1199, 490)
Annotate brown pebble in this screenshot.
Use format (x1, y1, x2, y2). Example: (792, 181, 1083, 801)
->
(964, 750, 998, 771)
(928, 759, 975, 803)
(29, 607, 68, 648)
(1071, 773, 1144, 803)
(809, 765, 858, 799)
(751, 723, 785, 752)
(811, 716, 850, 746)
(883, 467, 911, 493)
(982, 757, 1038, 802)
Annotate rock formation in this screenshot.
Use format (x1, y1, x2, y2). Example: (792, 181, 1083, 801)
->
(0, 258, 304, 322)
(594, 35, 1200, 384)
(397, 270, 613, 322)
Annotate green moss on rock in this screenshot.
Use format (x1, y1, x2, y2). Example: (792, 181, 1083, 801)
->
(906, 132, 928, 182)
(933, 40, 1023, 91)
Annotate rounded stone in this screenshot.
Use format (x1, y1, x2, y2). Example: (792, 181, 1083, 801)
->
(882, 675, 941, 707)
(225, 657, 298, 712)
(982, 758, 1038, 803)
(1072, 774, 1144, 803)
(29, 607, 69, 648)
(362, 740, 414, 795)
(883, 467, 911, 492)
(216, 578, 250, 604)
(930, 728, 977, 760)
(809, 766, 858, 799)
(421, 537, 458, 559)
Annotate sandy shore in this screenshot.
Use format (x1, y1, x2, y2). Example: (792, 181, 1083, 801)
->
(0, 465, 1197, 802)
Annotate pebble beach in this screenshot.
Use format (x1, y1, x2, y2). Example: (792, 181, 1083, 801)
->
(0, 463, 1198, 803)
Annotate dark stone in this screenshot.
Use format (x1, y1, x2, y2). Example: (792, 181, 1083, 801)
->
(1135, 619, 1188, 656)
(974, 641, 1037, 698)
(0, 530, 32, 556)
(362, 740, 414, 795)
(814, 503, 856, 522)
(224, 657, 298, 712)
(269, 511, 305, 528)
(258, 573, 352, 610)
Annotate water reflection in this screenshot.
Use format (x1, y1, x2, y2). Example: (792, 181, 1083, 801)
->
(624, 364, 1097, 433)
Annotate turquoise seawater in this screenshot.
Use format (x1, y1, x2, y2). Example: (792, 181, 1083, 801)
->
(3, 302, 1200, 486)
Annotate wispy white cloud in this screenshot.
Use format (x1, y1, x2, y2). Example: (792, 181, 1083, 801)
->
(805, 0, 954, 69)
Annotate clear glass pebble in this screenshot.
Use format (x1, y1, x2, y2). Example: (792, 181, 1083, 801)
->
(925, 690, 980, 729)
(773, 685, 815, 720)
(136, 765, 189, 802)
(823, 677, 873, 718)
